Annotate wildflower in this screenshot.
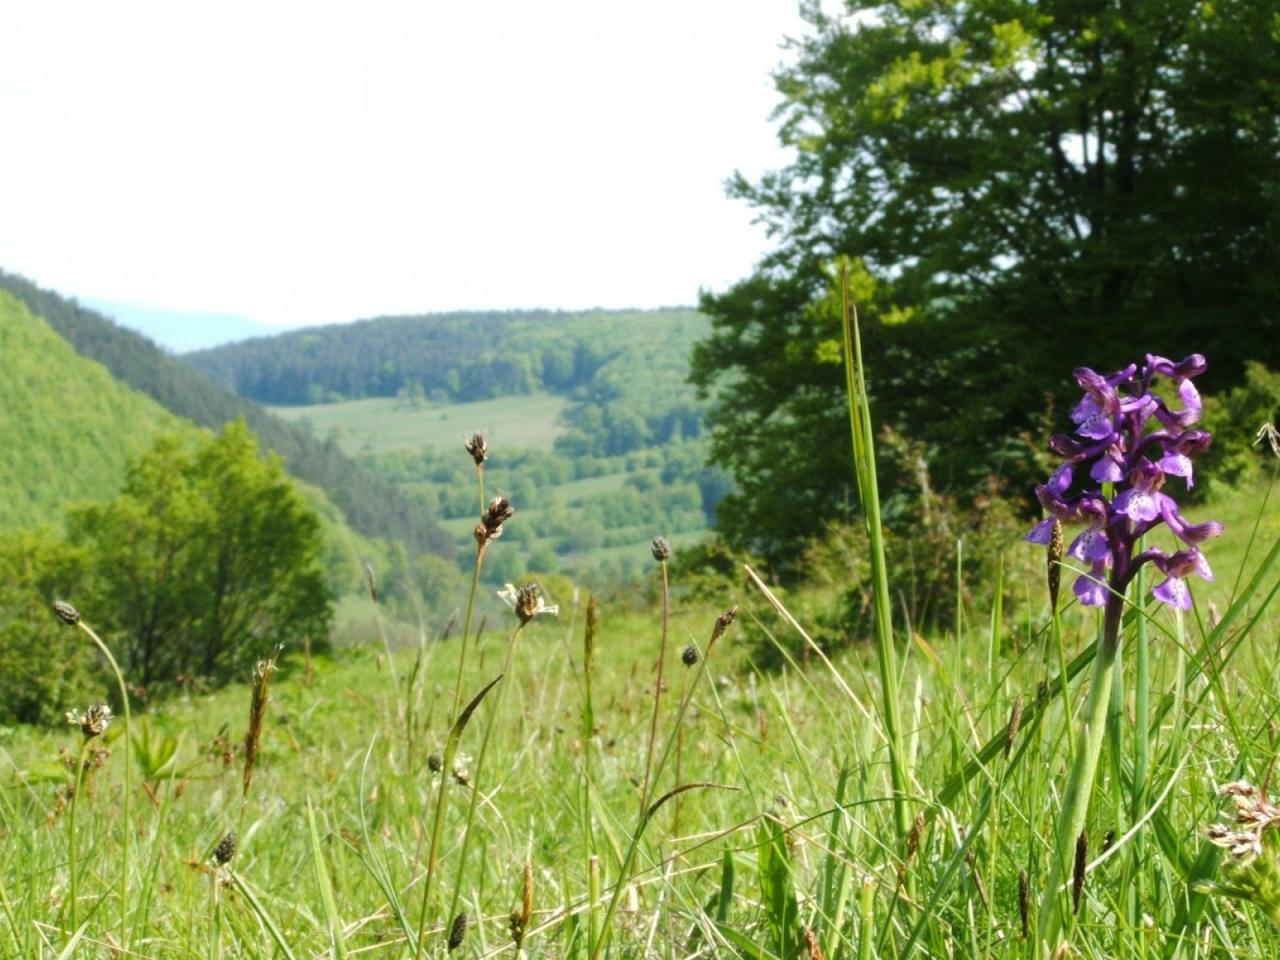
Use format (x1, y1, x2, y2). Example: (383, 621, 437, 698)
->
(66, 704, 112, 739)
(681, 644, 700, 667)
(1025, 354, 1220, 610)
(464, 432, 487, 466)
(1201, 779, 1280, 925)
(498, 583, 559, 624)
(651, 536, 671, 562)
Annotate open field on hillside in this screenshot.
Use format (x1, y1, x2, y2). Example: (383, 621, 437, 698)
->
(268, 392, 570, 457)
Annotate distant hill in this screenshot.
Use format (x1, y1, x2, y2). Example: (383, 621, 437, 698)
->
(185, 307, 705, 405)
(0, 291, 186, 529)
(82, 298, 276, 352)
(0, 269, 451, 557)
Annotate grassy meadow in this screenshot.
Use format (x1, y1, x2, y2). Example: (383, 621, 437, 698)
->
(3, 446, 1279, 958)
(268, 393, 570, 459)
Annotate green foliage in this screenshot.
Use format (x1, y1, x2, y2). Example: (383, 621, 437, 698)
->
(1199, 363, 1280, 496)
(0, 270, 451, 556)
(0, 291, 181, 531)
(693, 0, 1280, 567)
(0, 528, 101, 725)
(64, 422, 332, 688)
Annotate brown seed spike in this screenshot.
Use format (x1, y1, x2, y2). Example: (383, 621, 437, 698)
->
(708, 606, 738, 651)
(1018, 870, 1030, 939)
(465, 432, 487, 467)
(447, 911, 468, 951)
(52, 599, 80, 625)
(214, 831, 238, 865)
(804, 926, 825, 960)
(651, 536, 671, 562)
(1072, 829, 1088, 915)
(1047, 519, 1064, 612)
(1004, 695, 1024, 760)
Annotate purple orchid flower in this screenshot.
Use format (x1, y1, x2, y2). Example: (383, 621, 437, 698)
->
(1027, 354, 1221, 610)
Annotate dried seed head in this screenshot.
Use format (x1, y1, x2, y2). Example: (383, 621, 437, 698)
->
(1018, 870, 1030, 939)
(804, 926, 825, 960)
(52, 599, 80, 625)
(66, 704, 113, 738)
(906, 813, 926, 865)
(681, 644, 701, 667)
(363, 560, 377, 603)
(447, 911, 468, 951)
(651, 536, 671, 562)
(509, 861, 534, 948)
(476, 496, 514, 546)
(709, 606, 738, 649)
(1004, 695, 1024, 760)
(243, 645, 282, 799)
(1072, 830, 1088, 914)
(427, 751, 444, 773)
(465, 432, 488, 466)
(1047, 519, 1064, 611)
(214, 831, 238, 865)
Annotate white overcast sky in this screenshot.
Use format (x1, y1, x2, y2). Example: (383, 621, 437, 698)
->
(0, 1, 813, 328)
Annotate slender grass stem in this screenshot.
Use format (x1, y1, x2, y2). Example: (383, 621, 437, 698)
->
(589, 609, 733, 960)
(838, 267, 911, 843)
(76, 620, 131, 941)
(64, 738, 90, 937)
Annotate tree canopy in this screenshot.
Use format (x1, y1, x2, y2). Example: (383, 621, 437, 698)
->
(692, 0, 1280, 568)
(68, 422, 332, 690)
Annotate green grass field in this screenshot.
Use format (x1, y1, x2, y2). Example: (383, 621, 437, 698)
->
(268, 393, 569, 457)
(3, 468, 1279, 958)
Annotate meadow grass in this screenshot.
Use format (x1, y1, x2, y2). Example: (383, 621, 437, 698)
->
(1, 473, 1277, 959)
(3, 337, 1280, 957)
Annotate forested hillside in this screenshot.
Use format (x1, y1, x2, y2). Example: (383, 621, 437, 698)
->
(0, 291, 183, 529)
(0, 270, 451, 556)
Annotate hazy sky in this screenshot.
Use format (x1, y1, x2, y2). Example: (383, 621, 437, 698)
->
(0, 2, 813, 328)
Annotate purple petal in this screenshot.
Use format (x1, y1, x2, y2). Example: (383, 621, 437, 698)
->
(1091, 454, 1125, 484)
(1025, 518, 1055, 544)
(1153, 576, 1193, 610)
(1114, 489, 1160, 523)
(1074, 571, 1108, 607)
(1159, 452, 1194, 487)
(1048, 463, 1074, 495)
(1067, 528, 1111, 563)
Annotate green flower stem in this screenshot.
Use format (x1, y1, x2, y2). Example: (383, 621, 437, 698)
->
(450, 546, 485, 722)
(77, 620, 131, 942)
(638, 558, 671, 815)
(65, 738, 90, 937)
(1038, 590, 1125, 950)
(446, 621, 528, 923)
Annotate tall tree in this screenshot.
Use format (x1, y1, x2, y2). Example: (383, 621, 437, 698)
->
(692, 0, 1280, 567)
